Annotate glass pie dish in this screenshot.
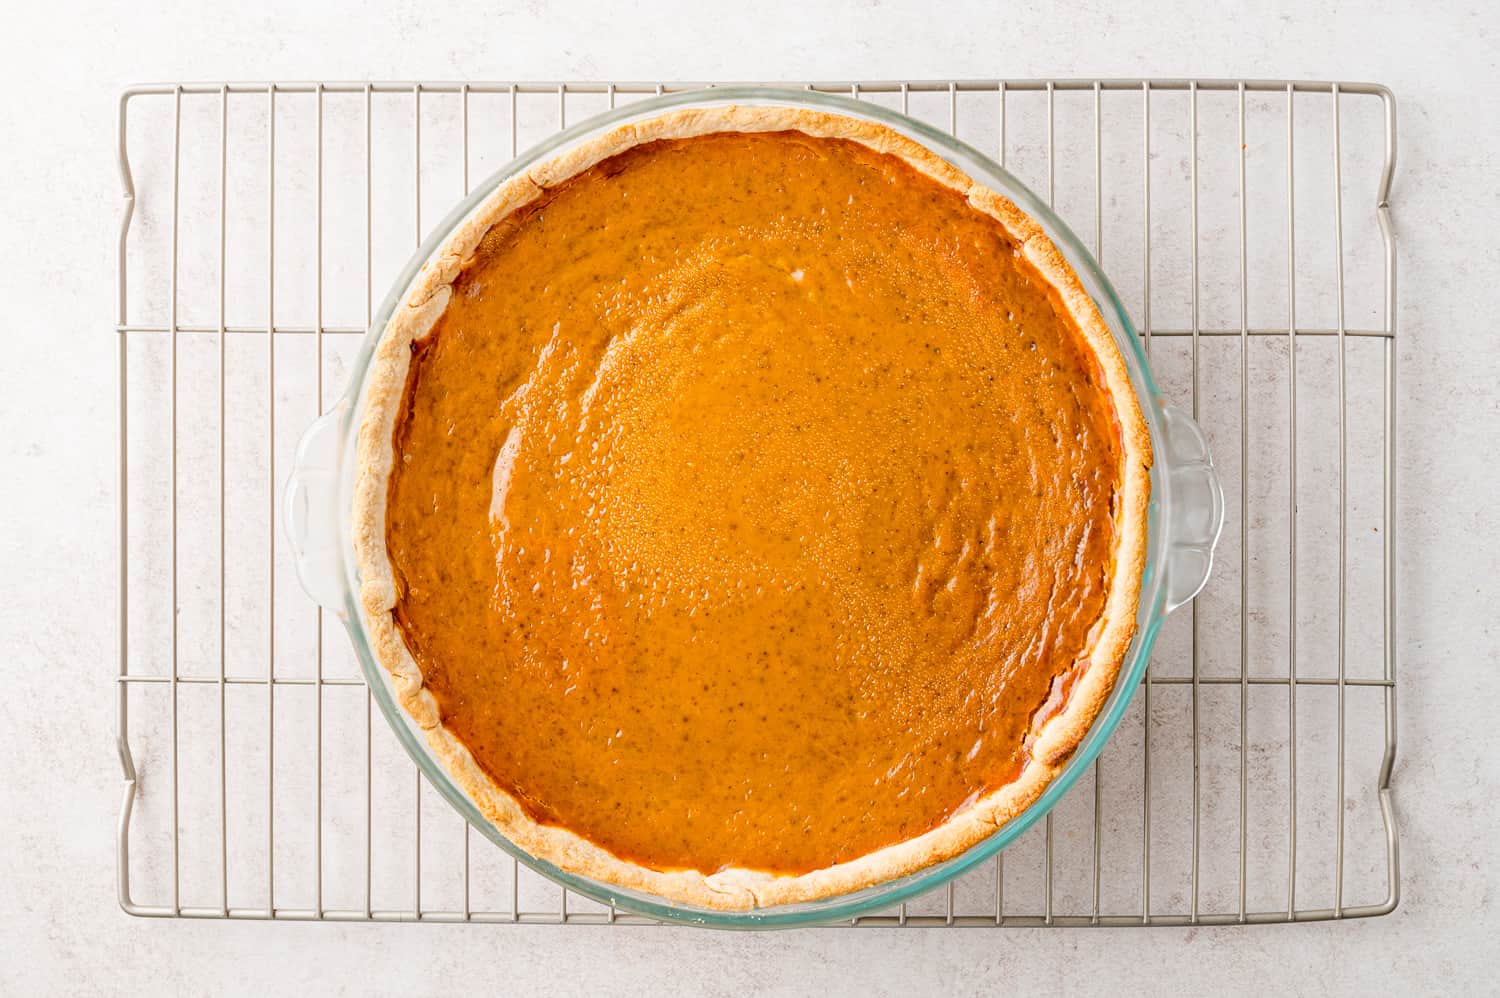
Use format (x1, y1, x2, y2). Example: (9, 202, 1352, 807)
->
(282, 86, 1225, 928)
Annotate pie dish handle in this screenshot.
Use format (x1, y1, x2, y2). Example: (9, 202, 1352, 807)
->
(1159, 402, 1225, 615)
(282, 406, 348, 615)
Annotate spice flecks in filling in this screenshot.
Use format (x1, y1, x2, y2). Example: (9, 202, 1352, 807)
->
(386, 131, 1122, 875)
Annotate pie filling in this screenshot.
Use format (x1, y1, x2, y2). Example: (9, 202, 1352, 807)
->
(385, 131, 1123, 876)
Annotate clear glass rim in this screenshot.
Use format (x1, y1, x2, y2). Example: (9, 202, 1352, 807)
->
(326, 86, 1178, 929)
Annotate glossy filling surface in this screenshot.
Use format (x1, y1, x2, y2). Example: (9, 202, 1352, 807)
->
(386, 131, 1123, 875)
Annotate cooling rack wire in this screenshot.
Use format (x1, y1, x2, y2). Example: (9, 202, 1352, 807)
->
(116, 79, 1397, 926)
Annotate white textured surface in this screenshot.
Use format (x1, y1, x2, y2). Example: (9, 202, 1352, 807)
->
(2, 0, 1498, 994)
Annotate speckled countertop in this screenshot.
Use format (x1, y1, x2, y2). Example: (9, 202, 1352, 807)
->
(2, 1, 1497, 994)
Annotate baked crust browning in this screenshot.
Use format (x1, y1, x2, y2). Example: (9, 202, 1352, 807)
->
(351, 104, 1152, 910)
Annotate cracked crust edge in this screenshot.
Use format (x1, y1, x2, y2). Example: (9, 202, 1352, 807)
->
(348, 104, 1153, 912)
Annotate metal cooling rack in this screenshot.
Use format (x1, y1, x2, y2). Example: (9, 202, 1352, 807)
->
(115, 79, 1398, 926)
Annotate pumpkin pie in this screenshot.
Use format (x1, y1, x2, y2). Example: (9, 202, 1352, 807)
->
(352, 105, 1152, 910)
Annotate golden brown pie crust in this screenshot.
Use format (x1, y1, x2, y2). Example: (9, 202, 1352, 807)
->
(351, 105, 1152, 910)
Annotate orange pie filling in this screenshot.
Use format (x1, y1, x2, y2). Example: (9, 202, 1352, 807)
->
(385, 131, 1124, 876)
